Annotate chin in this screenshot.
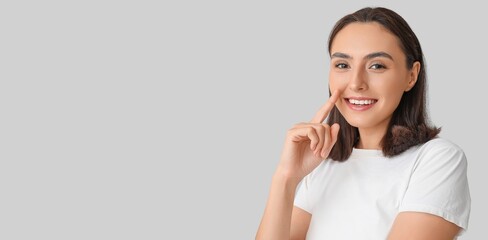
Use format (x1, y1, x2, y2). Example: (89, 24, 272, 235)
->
(343, 117, 375, 129)
(341, 114, 361, 126)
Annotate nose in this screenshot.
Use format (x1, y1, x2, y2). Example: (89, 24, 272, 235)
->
(348, 68, 368, 91)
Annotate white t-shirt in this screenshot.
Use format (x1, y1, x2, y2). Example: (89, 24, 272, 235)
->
(294, 138, 471, 239)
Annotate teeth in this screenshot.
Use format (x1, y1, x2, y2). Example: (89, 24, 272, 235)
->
(349, 99, 376, 105)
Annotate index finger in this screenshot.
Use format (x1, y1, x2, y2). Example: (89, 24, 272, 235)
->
(310, 89, 342, 123)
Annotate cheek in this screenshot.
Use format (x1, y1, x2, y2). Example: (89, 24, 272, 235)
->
(380, 84, 406, 111)
(328, 74, 347, 93)
(382, 81, 406, 99)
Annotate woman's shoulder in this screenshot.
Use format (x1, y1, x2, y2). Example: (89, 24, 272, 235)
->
(418, 137, 464, 153)
(414, 137, 467, 166)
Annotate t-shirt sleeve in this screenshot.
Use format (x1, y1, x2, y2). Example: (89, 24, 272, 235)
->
(399, 140, 471, 233)
(294, 174, 313, 213)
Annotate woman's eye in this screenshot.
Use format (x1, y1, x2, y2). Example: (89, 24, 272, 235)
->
(369, 63, 386, 70)
(335, 63, 349, 69)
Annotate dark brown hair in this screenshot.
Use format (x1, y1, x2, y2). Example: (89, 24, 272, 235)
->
(326, 7, 440, 161)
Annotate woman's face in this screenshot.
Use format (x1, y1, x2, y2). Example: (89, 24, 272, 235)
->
(329, 22, 419, 132)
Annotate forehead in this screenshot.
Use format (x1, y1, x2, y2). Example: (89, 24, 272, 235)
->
(330, 22, 403, 58)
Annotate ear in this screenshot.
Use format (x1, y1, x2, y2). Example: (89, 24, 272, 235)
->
(405, 61, 420, 92)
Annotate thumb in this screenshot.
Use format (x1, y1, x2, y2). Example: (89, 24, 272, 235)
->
(330, 123, 341, 145)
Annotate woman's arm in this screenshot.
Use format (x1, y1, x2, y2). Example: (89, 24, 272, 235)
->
(256, 90, 341, 240)
(290, 206, 312, 239)
(388, 140, 469, 239)
(387, 212, 460, 240)
(255, 172, 311, 240)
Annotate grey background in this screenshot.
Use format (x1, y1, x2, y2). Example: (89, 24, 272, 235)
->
(0, 1, 485, 239)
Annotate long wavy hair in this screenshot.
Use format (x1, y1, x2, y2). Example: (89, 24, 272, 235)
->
(326, 7, 440, 161)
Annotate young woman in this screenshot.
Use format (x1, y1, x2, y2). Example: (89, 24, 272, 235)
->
(256, 7, 471, 240)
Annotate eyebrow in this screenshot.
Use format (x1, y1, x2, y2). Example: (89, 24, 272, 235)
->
(331, 51, 394, 61)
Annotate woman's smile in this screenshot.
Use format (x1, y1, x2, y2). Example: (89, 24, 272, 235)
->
(344, 97, 378, 111)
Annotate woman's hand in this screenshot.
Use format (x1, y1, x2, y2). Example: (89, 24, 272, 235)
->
(276, 89, 341, 182)
(256, 89, 342, 240)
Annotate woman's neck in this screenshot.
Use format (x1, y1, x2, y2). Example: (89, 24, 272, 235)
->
(356, 127, 388, 150)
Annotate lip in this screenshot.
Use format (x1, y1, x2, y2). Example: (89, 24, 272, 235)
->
(344, 97, 377, 111)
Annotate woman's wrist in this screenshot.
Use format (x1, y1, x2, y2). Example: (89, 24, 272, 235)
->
(272, 168, 302, 190)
